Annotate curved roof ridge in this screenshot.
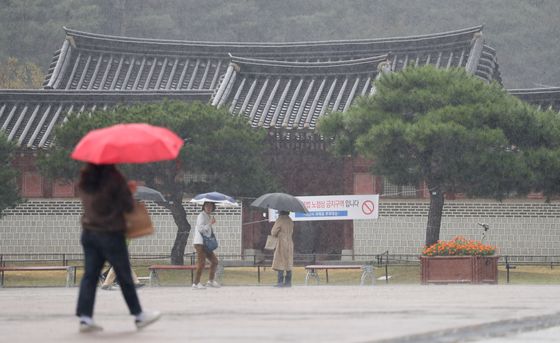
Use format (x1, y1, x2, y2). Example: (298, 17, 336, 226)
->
(509, 87, 560, 112)
(64, 25, 483, 48)
(509, 87, 560, 94)
(229, 54, 390, 68)
(226, 54, 389, 77)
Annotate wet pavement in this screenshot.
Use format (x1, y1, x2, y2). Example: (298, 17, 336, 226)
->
(1, 284, 559, 342)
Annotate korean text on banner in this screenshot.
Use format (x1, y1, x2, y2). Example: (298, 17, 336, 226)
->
(268, 194, 379, 222)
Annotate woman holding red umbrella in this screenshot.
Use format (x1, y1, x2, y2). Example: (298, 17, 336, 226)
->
(76, 163, 160, 332)
(72, 123, 183, 332)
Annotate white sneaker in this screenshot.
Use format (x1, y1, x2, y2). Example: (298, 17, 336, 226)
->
(206, 280, 221, 288)
(79, 322, 103, 333)
(192, 283, 206, 290)
(135, 310, 161, 330)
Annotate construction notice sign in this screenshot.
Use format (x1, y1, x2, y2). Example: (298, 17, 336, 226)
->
(268, 194, 379, 222)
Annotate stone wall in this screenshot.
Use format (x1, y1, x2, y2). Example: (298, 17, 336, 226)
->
(354, 200, 560, 259)
(0, 199, 242, 258)
(1, 199, 559, 261)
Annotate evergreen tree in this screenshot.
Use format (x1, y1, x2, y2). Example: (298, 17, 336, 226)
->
(38, 100, 277, 264)
(319, 65, 560, 246)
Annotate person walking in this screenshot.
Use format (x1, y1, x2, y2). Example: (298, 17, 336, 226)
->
(76, 163, 160, 332)
(192, 201, 220, 289)
(271, 211, 294, 287)
(101, 239, 144, 290)
(101, 264, 144, 290)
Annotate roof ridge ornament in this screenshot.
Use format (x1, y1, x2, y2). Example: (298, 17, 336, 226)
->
(65, 35, 76, 48)
(471, 31, 483, 45)
(377, 59, 392, 73)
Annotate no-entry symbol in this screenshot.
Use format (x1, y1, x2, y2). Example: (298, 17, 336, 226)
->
(271, 194, 379, 221)
(362, 200, 375, 215)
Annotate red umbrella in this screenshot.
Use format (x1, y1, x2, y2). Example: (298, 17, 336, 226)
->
(71, 123, 184, 164)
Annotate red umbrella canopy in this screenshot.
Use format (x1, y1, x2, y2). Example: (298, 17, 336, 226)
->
(71, 123, 184, 164)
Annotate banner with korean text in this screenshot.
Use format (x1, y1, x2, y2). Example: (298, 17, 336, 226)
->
(269, 194, 379, 222)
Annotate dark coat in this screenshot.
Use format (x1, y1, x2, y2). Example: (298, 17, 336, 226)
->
(79, 169, 134, 233)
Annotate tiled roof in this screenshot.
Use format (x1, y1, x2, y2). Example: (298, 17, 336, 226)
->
(0, 90, 211, 149)
(509, 88, 560, 112)
(212, 55, 389, 131)
(43, 26, 500, 91)
(1, 26, 503, 150)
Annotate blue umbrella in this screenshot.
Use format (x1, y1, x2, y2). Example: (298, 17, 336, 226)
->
(190, 192, 238, 206)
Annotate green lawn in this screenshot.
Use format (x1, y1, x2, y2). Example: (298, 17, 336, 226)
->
(3, 263, 560, 287)
(498, 265, 560, 284)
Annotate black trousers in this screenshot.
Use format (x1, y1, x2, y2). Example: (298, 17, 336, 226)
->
(76, 229, 142, 317)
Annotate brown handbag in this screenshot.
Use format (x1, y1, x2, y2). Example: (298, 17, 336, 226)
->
(125, 201, 154, 239)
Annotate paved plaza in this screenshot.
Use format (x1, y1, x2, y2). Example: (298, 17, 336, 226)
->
(1, 285, 560, 342)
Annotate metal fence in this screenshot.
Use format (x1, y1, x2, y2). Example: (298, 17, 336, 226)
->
(2, 252, 560, 285)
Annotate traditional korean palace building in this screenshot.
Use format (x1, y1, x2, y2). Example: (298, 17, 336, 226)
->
(1, 25, 559, 259)
(3, 25, 500, 195)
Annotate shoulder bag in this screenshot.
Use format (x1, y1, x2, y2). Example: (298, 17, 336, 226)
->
(125, 201, 154, 239)
(203, 230, 219, 253)
(264, 235, 278, 250)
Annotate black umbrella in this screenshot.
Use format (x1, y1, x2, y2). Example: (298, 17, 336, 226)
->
(250, 192, 308, 213)
(134, 186, 167, 202)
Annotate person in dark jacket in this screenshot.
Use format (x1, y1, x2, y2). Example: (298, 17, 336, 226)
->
(76, 163, 160, 332)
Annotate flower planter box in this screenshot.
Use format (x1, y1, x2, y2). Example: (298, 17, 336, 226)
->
(421, 255, 498, 284)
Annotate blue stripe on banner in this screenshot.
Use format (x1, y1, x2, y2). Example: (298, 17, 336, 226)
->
(295, 211, 348, 218)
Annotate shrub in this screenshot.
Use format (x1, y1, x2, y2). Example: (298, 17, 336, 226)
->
(422, 236, 496, 256)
